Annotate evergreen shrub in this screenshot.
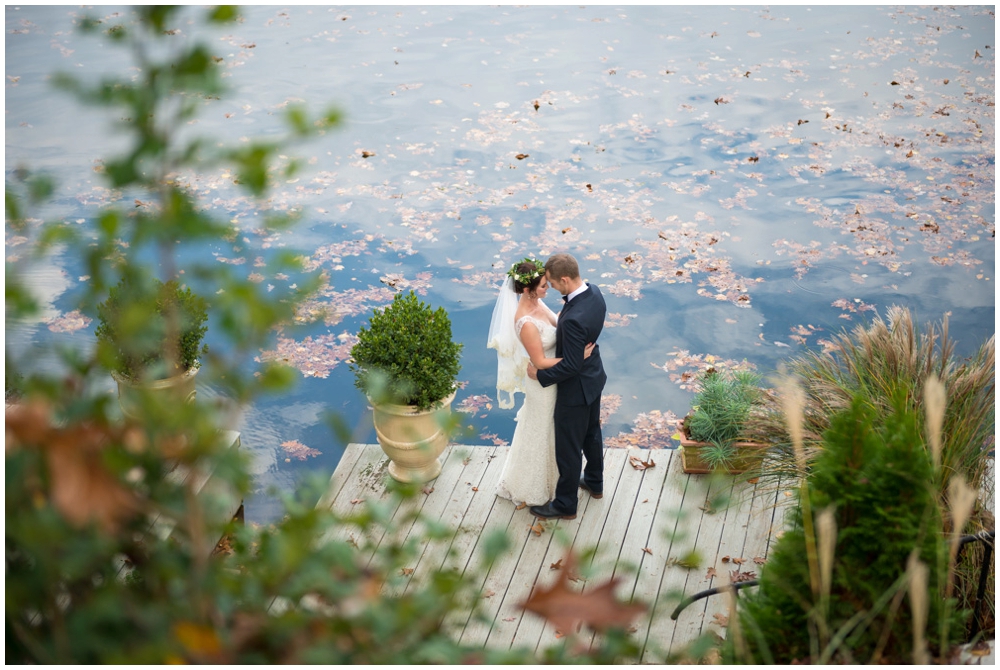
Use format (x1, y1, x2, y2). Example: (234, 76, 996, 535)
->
(725, 396, 966, 664)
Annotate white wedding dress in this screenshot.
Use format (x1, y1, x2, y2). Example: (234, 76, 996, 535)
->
(495, 315, 559, 506)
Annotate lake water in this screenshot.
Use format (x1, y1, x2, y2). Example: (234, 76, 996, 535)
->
(5, 5, 995, 523)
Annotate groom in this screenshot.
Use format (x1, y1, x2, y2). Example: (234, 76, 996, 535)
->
(526, 253, 607, 520)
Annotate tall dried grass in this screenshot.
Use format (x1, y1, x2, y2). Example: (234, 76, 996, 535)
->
(756, 306, 993, 491)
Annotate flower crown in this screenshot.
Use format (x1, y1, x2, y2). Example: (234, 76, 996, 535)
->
(507, 257, 545, 286)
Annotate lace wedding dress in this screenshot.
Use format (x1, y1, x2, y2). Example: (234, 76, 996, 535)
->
(495, 315, 559, 506)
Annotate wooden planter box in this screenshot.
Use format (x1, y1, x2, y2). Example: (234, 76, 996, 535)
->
(679, 429, 768, 475)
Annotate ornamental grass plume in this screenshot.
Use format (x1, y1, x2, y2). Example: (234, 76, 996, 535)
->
(924, 374, 946, 471)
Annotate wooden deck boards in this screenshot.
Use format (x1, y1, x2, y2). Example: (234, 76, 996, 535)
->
(317, 443, 793, 660)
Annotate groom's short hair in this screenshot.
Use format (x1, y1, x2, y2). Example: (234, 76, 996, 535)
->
(545, 253, 580, 280)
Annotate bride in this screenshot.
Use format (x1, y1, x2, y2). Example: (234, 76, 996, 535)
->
(488, 258, 593, 506)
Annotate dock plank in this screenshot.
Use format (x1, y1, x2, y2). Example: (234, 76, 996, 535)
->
(318, 445, 796, 660)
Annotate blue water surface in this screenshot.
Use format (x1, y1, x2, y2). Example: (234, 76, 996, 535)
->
(5, 5, 995, 523)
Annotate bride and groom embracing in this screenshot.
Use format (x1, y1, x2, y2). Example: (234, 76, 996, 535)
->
(487, 253, 607, 521)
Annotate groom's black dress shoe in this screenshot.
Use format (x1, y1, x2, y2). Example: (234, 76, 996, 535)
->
(529, 503, 576, 520)
(579, 479, 603, 499)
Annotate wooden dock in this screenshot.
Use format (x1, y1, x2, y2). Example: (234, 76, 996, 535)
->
(316, 443, 792, 661)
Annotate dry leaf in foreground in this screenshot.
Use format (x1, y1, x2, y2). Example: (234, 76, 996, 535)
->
(7, 401, 140, 533)
(521, 552, 647, 634)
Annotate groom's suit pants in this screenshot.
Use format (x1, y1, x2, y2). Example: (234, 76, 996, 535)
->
(552, 395, 604, 515)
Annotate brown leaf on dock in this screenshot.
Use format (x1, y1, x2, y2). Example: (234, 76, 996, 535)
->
(711, 612, 729, 628)
(421, 486, 434, 495)
(483, 589, 495, 598)
(515, 502, 527, 510)
(350, 498, 363, 505)
(628, 455, 656, 470)
(530, 522, 544, 536)
(706, 566, 717, 578)
(550, 558, 563, 570)
(642, 547, 653, 556)
(400, 567, 414, 576)
(753, 556, 766, 565)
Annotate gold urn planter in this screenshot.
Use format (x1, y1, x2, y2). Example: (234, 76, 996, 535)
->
(112, 366, 199, 420)
(370, 391, 455, 484)
(679, 424, 767, 475)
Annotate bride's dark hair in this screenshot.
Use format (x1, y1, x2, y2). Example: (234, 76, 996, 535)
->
(512, 261, 543, 295)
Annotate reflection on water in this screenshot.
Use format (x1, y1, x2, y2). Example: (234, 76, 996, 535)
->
(5, 5, 994, 523)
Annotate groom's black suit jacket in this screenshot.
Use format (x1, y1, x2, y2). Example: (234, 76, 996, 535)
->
(536, 283, 607, 406)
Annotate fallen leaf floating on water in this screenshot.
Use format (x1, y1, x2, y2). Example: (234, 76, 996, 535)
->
(561, 227, 572, 234)
(532, 100, 540, 111)
(714, 97, 729, 105)
(280, 440, 321, 460)
(361, 150, 375, 158)
(586, 183, 593, 192)
(747, 156, 759, 163)
(797, 119, 808, 125)
(521, 552, 647, 634)
(515, 153, 529, 160)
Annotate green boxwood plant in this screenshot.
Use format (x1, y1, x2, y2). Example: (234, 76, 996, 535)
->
(350, 291, 463, 410)
(95, 275, 208, 381)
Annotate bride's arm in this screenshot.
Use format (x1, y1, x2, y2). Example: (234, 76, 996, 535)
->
(520, 322, 594, 370)
(519, 322, 561, 369)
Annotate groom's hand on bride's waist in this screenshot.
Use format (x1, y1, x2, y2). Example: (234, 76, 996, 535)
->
(526, 363, 538, 380)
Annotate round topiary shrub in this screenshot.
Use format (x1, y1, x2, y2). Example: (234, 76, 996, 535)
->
(95, 275, 208, 381)
(350, 291, 462, 410)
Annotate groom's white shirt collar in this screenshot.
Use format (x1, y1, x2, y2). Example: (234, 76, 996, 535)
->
(565, 282, 589, 304)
